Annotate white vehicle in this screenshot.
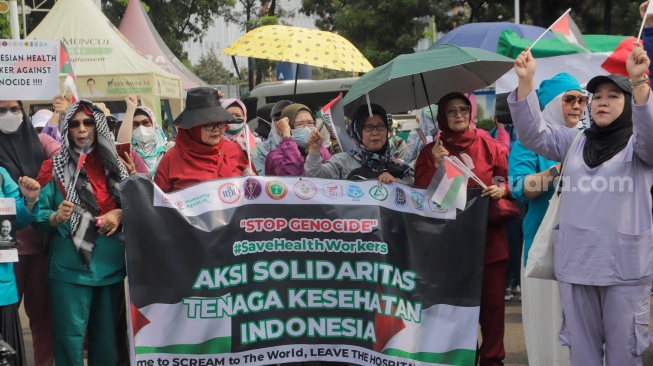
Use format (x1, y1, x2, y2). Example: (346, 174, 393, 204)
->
(241, 77, 358, 129)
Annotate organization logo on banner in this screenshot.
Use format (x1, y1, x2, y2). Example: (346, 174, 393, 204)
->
(394, 187, 407, 208)
(428, 199, 448, 213)
(410, 191, 425, 211)
(243, 178, 262, 200)
(174, 201, 184, 210)
(368, 185, 388, 201)
(323, 182, 343, 199)
(266, 181, 288, 200)
(346, 185, 364, 200)
(218, 183, 241, 204)
(294, 180, 317, 200)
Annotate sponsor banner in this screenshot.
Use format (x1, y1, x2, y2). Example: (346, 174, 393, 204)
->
(68, 74, 181, 99)
(153, 176, 456, 219)
(0, 40, 60, 100)
(123, 175, 488, 366)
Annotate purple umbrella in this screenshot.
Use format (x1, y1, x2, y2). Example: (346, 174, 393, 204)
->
(428, 22, 553, 53)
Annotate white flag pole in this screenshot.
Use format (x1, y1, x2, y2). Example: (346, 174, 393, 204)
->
(529, 8, 571, 51)
(637, 1, 653, 41)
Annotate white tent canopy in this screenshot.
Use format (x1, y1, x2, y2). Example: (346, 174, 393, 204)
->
(26, 0, 183, 120)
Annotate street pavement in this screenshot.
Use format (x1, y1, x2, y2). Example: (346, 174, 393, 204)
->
(19, 299, 653, 365)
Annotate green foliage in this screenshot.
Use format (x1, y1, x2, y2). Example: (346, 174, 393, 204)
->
(191, 50, 236, 85)
(475, 118, 495, 132)
(102, 0, 235, 61)
(301, 0, 430, 66)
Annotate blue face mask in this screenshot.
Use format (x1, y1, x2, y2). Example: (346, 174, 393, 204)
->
(291, 127, 312, 147)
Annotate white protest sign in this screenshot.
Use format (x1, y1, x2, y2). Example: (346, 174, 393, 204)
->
(0, 40, 60, 101)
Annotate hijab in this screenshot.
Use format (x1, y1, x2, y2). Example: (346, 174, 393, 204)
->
(436, 92, 477, 153)
(537, 72, 583, 128)
(0, 102, 46, 181)
(174, 125, 234, 181)
(132, 106, 167, 177)
(53, 100, 129, 266)
(348, 103, 411, 175)
(583, 75, 633, 168)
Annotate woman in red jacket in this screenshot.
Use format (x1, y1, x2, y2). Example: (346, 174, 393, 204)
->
(154, 88, 252, 193)
(414, 92, 511, 366)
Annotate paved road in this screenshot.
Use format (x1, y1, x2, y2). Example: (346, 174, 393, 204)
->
(19, 299, 653, 365)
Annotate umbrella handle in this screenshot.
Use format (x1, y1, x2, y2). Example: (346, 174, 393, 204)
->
(292, 64, 300, 103)
(419, 73, 437, 132)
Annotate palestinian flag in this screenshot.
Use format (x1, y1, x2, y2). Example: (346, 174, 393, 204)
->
(425, 158, 467, 211)
(317, 93, 355, 154)
(550, 11, 590, 55)
(495, 29, 630, 94)
(59, 42, 78, 102)
(122, 176, 489, 365)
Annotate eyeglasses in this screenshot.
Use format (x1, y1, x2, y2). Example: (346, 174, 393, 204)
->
(0, 106, 21, 115)
(362, 124, 388, 132)
(68, 118, 96, 130)
(133, 118, 153, 128)
(293, 120, 315, 129)
(203, 121, 227, 131)
(445, 106, 471, 117)
(562, 95, 589, 105)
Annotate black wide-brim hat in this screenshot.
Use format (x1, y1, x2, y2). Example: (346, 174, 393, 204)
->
(174, 87, 234, 129)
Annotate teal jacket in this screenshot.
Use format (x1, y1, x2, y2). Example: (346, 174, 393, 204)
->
(0, 167, 39, 306)
(34, 177, 125, 286)
(508, 141, 557, 266)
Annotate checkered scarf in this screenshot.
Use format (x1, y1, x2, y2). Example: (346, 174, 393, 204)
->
(52, 100, 128, 266)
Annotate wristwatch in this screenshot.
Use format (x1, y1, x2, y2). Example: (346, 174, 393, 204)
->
(549, 166, 560, 178)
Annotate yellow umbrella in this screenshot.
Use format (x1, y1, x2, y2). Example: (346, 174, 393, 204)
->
(222, 25, 373, 74)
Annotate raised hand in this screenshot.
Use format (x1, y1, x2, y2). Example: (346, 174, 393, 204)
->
(627, 41, 650, 80)
(308, 129, 323, 154)
(18, 176, 40, 202)
(431, 136, 449, 168)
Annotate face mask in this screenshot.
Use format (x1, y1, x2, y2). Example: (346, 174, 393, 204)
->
(225, 123, 244, 135)
(133, 126, 156, 144)
(0, 113, 23, 134)
(291, 127, 312, 147)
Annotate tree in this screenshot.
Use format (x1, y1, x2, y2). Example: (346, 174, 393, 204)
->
(102, 0, 235, 61)
(191, 50, 235, 85)
(301, 0, 430, 66)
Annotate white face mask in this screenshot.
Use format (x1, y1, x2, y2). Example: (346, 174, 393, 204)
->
(133, 126, 156, 144)
(0, 113, 23, 134)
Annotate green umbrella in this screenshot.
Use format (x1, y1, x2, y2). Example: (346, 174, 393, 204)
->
(342, 44, 515, 116)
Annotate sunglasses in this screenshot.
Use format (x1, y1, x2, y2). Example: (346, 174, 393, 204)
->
(0, 106, 21, 114)
(562, 95, 589, 105)
(69, 118, 96, 130)
(445, 106, 471, 117)
(203, 121, 227, 131)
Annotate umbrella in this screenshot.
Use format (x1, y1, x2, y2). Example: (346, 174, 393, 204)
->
(428, 22, 553, 53)
(221, 25, 373, 98)
(342, 44, 515, 116)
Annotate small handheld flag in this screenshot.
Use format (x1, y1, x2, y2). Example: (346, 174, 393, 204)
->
(531, 9, 589, 56)
(317, 93, 356, 154)
(59, 42, 78, 102)
(70, 134, 92, 194)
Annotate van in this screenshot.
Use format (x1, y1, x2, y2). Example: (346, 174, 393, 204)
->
(241, 77, 358, 128)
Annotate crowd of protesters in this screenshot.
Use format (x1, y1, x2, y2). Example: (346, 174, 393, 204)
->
(1, 2, 653, 366)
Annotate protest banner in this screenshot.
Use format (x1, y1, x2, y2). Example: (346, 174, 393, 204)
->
(0, 40, 60, 101)
(122, 175, 488, 366)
